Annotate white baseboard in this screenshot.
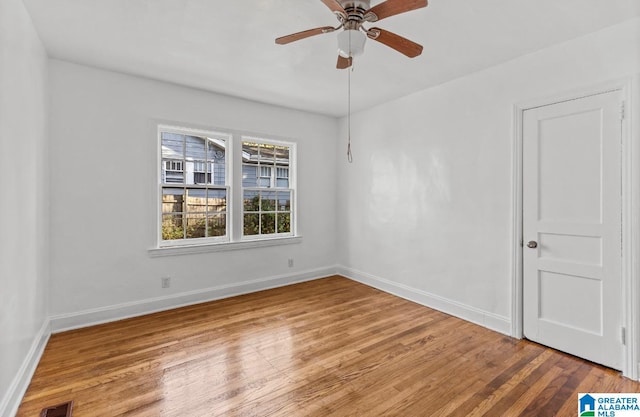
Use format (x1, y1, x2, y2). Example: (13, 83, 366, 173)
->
(50, 266, 338, 333)
(1, 319, 51, 417)
(337, 265, 512, 336)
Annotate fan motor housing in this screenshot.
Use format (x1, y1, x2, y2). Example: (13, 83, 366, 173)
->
(338, 0, 371, 11)
(338, 0, 370, 23)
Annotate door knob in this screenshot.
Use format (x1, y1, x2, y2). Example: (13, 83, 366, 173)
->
(527, 241, 538, 249)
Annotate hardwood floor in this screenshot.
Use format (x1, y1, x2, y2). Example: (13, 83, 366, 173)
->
(17, 276, 639, 417)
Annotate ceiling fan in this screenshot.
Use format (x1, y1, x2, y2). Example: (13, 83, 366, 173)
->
(276, 0, 427, 69)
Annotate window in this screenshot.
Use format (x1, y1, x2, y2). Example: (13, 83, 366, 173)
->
(276, 167, 289, 188)
(160, 129, 229, 244)
(158, 126, 296, 248)
(193, 161, 213, 184)
(242, 140, 293, 237)
(259, 166, 272, 188)
(163, 160, 184, 183)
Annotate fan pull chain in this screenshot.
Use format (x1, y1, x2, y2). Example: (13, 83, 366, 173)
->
(347, 62, 353, 163)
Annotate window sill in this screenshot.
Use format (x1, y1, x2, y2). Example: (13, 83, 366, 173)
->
(148, 236, 302, 258)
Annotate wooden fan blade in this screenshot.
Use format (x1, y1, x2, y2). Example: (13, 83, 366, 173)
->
(365, 0, 427, 22)
(321, 0, 347, 17)
(276, 26, 336, 45)
(337, 55, 353, 69)
(367, 28, 423, 58)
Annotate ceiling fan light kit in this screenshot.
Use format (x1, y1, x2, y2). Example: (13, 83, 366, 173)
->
(276, 0, 427, 69)
(337, 29, 366, 58)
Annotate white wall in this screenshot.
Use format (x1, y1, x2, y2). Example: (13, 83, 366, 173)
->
(48, 60, 338, 323)
(0, 0, 50, 415)
(337, 18, 640, 332)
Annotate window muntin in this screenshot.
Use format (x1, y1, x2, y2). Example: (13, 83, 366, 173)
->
(242, 140, 293, 238)
(160, 129, 229, 244)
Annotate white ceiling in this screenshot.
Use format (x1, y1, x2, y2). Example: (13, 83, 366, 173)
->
(23, 0, 640, 117)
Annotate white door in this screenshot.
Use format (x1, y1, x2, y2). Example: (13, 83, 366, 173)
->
(522, 90, 623, 370)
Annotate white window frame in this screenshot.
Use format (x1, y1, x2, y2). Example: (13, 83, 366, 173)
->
(151, 126, 299, 256)
(240, 136, 296, 241)
(157, 125, 232, 248)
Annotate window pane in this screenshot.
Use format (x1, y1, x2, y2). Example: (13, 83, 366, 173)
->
(162, 133, 185, 184)
(207, 138, 226, 162)
(213, 161, 225, 186)
(242, 142, 260, 164)
(161, 133, 184, 160)
(162, 213, 184, 240)
(277, 213, 291, 233)
(207, 214, 226, 237)
(276, 146, 289, 164)
(193, 172, 211, 184)
(261, 191, 276, 211)
(261, 213, 276, 234)
(259, 143, 276, 162)
(186, 189, 207, 214)
(185, 135, 207, 185)
(207, 189, 227, 213)
(244, 190, 259, 212)
(277, 191, 291, 211)
(257, 177, 271, 188)
(244, 213, 259, 235)
(186, 214, 206, 238)
(208, 138, 226, 186)
(242, 165, 258, 187)
(162, 188, 184, 214)
(185, 135, 206, 161)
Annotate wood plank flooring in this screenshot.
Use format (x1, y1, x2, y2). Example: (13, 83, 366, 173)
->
(17, 276, 639, 416)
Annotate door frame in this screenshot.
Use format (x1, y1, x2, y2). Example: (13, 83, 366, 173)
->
(510, 77, 639, 380)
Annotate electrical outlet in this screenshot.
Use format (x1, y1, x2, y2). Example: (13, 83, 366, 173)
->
(288, 258, 294, 268)
(161, 277, 171, 288)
